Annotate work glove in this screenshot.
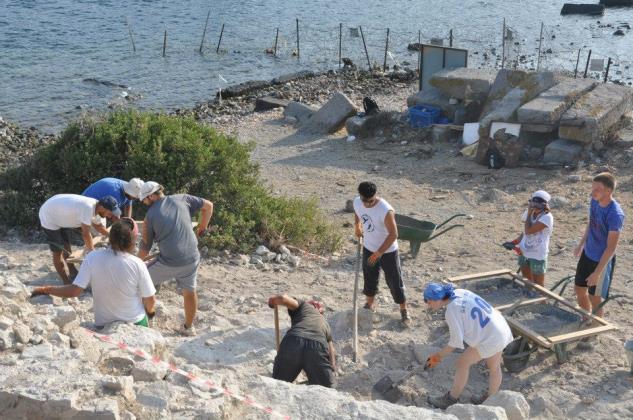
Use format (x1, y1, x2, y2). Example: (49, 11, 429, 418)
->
(425, 353, 442, 370)
(502, 241, 516, 251)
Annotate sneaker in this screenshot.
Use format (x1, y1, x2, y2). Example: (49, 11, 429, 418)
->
(180, 324, 197, 337)
(428, 391, 458, 410)
(400, 309, 411, 325)
(470, 394, 488, 405)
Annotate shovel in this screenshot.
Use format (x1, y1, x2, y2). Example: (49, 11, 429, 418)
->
(352, 239, 362, 362)
(373, 367, 422, 403)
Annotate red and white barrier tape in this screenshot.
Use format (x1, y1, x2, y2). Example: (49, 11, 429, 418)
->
(82, 328, 290, 419)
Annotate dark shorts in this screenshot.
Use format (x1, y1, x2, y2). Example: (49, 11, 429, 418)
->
(272, 335, 335, 388)
(42, 227, 75, 252)
(575, 251, 616, 298)
(362, 248, 406, 304)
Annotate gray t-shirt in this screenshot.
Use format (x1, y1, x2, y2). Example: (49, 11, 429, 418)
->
(286, 301, 333, 347)
(141, 194, 204, 267)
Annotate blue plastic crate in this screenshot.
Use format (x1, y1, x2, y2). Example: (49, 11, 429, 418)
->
(408, 105, 440, 128)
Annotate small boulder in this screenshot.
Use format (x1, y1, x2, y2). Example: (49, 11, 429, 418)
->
(255, 245, 270, 256)
(102, 375, 135, 401)
(345, 116, 366, 136)
(283, 101, 318, 124)
(12, 323, 33, 344)
(51, 306, 77, 329)
(132, 359, 168, 382)
(484, 391, 530, 420)
(302, 93, 358, 134)
(447, 403, 508, 420)
(21, 342, 54, 359)
(548, 196, 569, 208)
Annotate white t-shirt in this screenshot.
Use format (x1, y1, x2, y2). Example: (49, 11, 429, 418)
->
(518, 210, 554, 261)
(445, 289, 513, 352)
(73, 249, 156, 327)
(353, 197, 398, 253)
(39, 194, 104, 230)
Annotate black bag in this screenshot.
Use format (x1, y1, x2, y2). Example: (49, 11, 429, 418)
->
(363, 97, 380, 116)
(486, 147, 505, 169)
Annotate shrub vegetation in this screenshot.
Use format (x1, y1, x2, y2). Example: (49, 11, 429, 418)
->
(0, 110, 342, 253)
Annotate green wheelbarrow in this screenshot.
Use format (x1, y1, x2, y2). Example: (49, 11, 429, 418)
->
(395, 213, 467, 258)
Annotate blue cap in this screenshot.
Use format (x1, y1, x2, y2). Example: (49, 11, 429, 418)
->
(98, 195, 122, 218)
(423, 283, 456, 301)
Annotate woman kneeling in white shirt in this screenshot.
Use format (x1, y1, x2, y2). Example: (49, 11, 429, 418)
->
(424, 283, 513, 410)
(32, 218, 156, 328)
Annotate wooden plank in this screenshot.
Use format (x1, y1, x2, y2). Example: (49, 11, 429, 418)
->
(447, 269, 513, 283)
(546, 324, 618, 345)
(506, 318, 553, 349)
(509, 273, 609, 326)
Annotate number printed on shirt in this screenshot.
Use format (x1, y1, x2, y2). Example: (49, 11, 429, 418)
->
(470, 296, 493, 328)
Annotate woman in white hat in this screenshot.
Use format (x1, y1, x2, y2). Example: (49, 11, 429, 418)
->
(503, 190, 554, 288)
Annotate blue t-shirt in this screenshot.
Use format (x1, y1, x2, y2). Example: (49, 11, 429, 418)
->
(82, 178, 130, 210)
(584, 198, 625, 262)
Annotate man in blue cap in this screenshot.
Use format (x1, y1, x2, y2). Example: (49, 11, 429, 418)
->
(423, 283, 513, 409)
(83, 177, 144, 218)
(39, 194, 121, 284)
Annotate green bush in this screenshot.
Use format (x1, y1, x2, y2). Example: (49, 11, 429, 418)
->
(0, 110, 342, 253)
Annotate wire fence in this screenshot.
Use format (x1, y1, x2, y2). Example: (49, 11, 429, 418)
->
(124, 18, 633, 86)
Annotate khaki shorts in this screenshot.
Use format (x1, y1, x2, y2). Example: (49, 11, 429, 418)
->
(148, 259, 199, 292)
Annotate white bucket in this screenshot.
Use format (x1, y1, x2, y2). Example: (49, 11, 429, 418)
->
(624, 340, 633, 374)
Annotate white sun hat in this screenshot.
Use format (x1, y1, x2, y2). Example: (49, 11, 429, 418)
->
(123, 177, 144, 199)
(139, 181, 162, 201)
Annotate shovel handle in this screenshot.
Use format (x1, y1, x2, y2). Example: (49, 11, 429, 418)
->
(274, 305, 280, 351)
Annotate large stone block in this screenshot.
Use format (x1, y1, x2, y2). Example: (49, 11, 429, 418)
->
(559, 84, 633, 144)
(518, 78, 597, 130)
(484, 391, 530, 420)
(543, 139, 585, 163)
(254, 96, 290, 112)
(101, 322, 168, 358)
(301, 93, 357, 134)
(479, 70, 556, 137)
(283, 101, 318, 124)
(429, 68, 497, 100)
(447, 403, 508, 420)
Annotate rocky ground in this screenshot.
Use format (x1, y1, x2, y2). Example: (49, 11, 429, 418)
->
(2, 71, 633, 419)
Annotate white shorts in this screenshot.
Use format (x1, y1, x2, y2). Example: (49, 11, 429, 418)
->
(475, 323, 514, 359)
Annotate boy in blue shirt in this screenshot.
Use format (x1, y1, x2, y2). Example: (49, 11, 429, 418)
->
(83, 178, 143, 218)
(574, 172, 625, 318)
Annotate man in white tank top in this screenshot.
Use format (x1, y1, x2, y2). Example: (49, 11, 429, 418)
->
(353, 181, 410, 325)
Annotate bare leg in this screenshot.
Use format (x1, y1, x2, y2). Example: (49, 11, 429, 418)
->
(399, 302, 406, 310)
(365, 295, 375, 309)
(485, 352, 503, 396)
(520, 265, 533, 282)
(589, 294, 603, 317)
(183, 290, 198, 328)
(450, 346, 482, 399)
(52, 251, 70, 284)
(575, 286, 591, 313)
(532, 273, 545, 288)
(62, 243, 78, 279)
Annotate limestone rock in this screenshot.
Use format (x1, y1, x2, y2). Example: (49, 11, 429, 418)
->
(254, 96, 290, 112)
(102, 375, 135, 401)
(559, 84, 633, 144)
(447, 403, 508, 420)
(283, 101, 318, 124)
(0, 329, 15, 351)
(518, 78, 597, 131)
(101, 322, 168, 358)
(479, 69, 556, 137)
(429, 68, 497, 100)
(20, 343, 53, 359)
(51, 306, 77, 329)
(255, 245, 270, 255)
(132, 359, 168, 382)
(543, 139, 584, 164)
(301, 92, 357, 134)
(484, 391, 530, 420)
(12, 323, 32, 345)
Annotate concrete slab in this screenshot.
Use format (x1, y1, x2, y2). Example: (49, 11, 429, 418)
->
(429, 68, 497, 100)
(518, 79, 597, 128)
(558, 84, 633, 144)
(301, 93, 357, 134)
(479, 70, 556, 138)
(254, 96, 290, 112)
(543, 139, 585, 163)
(283, 101, 318, 124)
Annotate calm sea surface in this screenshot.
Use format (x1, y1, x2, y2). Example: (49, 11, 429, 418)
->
(2, 0, 633, 132)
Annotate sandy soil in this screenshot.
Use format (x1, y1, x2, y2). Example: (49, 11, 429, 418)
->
(4, 85, 633, 418)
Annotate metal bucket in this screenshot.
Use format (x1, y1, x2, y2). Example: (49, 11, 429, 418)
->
(624, 340, 633, 374)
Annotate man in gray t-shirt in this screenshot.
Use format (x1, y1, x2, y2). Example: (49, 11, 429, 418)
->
(138, 182, 214, 336)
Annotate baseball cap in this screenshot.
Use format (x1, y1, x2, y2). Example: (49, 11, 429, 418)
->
(98, 195, 122, 218)
(531, 190, 551, 203)
(423, 283, 456, 302)
(124, 178, 144, 199)
(139, 181, 162, 201)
